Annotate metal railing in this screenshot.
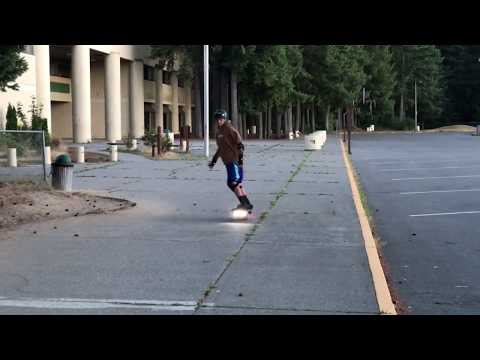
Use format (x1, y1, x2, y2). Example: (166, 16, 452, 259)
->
(0, 130, 47, 182)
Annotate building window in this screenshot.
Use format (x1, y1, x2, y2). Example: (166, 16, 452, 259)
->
(162, 71, 171, 85)
(23, 45, 34, 55)
(178, 77, 184, 88)
(51, 82, 70, 94)
(144, 65, 154, 81)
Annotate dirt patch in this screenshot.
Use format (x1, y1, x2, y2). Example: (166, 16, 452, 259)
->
(51, 149, 109, 163)
(424, 125, 476, 133)
(0, 182, 135, 231)
(120, 147, 206, 161)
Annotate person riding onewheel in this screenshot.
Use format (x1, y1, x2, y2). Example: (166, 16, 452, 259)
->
(208, 110, 254, 213)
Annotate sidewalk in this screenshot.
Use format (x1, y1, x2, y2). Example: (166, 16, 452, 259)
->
(0, 137, 379, 314)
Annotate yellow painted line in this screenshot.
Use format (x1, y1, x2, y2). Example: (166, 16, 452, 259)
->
(340, 139, 397, 315)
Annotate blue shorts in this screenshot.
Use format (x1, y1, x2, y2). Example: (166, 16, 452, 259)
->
(226, 162, 243, 184)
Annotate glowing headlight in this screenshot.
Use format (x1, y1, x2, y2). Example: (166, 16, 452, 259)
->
(232, 208, 249, 220)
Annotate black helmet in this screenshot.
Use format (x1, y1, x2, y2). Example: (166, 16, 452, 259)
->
(214, 110, 227, 120)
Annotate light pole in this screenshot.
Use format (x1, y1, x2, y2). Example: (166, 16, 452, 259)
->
(414, 79, 418, 133)
(203, 45, 209, 157)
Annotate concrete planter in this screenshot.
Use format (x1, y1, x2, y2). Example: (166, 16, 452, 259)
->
(7, 148, 17, 167)
(304, 131, 327, 151)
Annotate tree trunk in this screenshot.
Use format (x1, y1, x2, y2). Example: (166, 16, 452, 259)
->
(287, 104, 293, 138)
(258, 112, 263, 140)
(219, 69, 227, 112)
(243, 113, 248, 139)
(300, 106, 305, 133)
(325, 104, 331, 132)
(311, 105, 316, 132)
(194, 68, 203, 138)
(283, 110, 288, 138)
(295, 100, 301, 133)
(267, 105, 272, 139)
(230, 71, 239, 129)
(400, 91, 405, 123)
(276, 109, 282, 139)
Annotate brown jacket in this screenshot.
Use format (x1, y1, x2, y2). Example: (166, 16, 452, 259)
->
(213, 122, 242, 165)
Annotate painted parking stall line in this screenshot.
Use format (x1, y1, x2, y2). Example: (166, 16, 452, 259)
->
(381, 166, 480, 172)
(392, 175, 480, 181)
(0, 297, 199, 312)
(410, 211, 480, 218)
(401, 189, 480, 195)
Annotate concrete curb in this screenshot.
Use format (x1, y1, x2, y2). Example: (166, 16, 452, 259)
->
(340, 138, 397, 315)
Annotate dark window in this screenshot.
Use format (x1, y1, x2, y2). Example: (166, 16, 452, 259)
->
(162, 71, 171, 85)
(23, 45, 34, 55)
(144, 65, 154, 81)
(178, 77, 184, 88)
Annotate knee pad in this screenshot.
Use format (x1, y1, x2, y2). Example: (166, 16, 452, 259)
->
(228, 181, 239, 192)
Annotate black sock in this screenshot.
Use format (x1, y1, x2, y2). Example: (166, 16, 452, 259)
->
(239, 196, 253, 208)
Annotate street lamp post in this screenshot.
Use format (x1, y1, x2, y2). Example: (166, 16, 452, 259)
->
(203, 45, 209, 157)
(414, 79, 418, 133)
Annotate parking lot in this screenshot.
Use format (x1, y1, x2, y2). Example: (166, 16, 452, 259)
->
(351, 132, 480, 314)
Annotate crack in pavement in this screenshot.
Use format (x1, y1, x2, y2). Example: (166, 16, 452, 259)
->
(193, 151, 313, 313)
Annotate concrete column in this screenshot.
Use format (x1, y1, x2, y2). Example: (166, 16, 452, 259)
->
(34, 45, 52, 134)
(185, 82, 192, 128)
(105, 51, 122, 142)
(129, 60, 144, 138)
(155, 67, 164, 129)
(72, 45, 92, 143)
(171, 71, 179, 134)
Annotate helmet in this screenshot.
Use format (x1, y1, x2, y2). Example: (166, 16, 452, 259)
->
(214, 110, 227, 120)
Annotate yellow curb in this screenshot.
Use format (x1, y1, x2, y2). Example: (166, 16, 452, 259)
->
(340, 139, 397, 315)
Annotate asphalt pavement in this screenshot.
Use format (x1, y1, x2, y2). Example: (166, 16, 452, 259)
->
(0, 137, 379, 315)
(350, 132, 480, 314)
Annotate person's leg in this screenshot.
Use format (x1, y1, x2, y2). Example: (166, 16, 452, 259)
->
(230, 163, 253, 210)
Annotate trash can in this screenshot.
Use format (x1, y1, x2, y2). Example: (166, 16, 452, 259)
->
(51, 154, 74, 192)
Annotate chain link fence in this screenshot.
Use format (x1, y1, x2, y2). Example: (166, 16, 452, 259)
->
(0, 130, 47, 183)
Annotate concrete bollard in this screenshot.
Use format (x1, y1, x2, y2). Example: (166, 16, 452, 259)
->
(180, 140, 187, 152)
(7, 148, 17, 167)
(44, 146, 51, 165)
(110, 144, 118, 162)
(289, 132, 294, 140)
(130, 139, 137, 151)
(416, 125, 421, 132)
(69, 145, 84, 163)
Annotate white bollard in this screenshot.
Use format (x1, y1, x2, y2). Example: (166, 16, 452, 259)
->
(44, 146, 51, 165)
(416, 125, 421, 132)
(289, 132, 294, 140)
(7, 148, 17, 167)
(110, 144, 118, 162)
(180, 140, 187, 152)
(130, 139, 137, 151)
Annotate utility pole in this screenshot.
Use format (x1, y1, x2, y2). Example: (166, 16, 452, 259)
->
(203, 45, 209, 157)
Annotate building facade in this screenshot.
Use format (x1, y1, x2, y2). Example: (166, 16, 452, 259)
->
(0, 45, 195, 143)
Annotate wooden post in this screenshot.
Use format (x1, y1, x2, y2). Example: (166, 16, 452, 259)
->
(152, 144, 156, 158)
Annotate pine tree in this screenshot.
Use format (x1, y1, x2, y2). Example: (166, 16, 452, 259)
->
(361, 45, 396, 128)
(392, 45, 444, 128)
(0, 46, 28, 92)
(5, 103, 17, 130)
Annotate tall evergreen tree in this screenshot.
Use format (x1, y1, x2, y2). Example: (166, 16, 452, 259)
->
(0, 46, 28, 92)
